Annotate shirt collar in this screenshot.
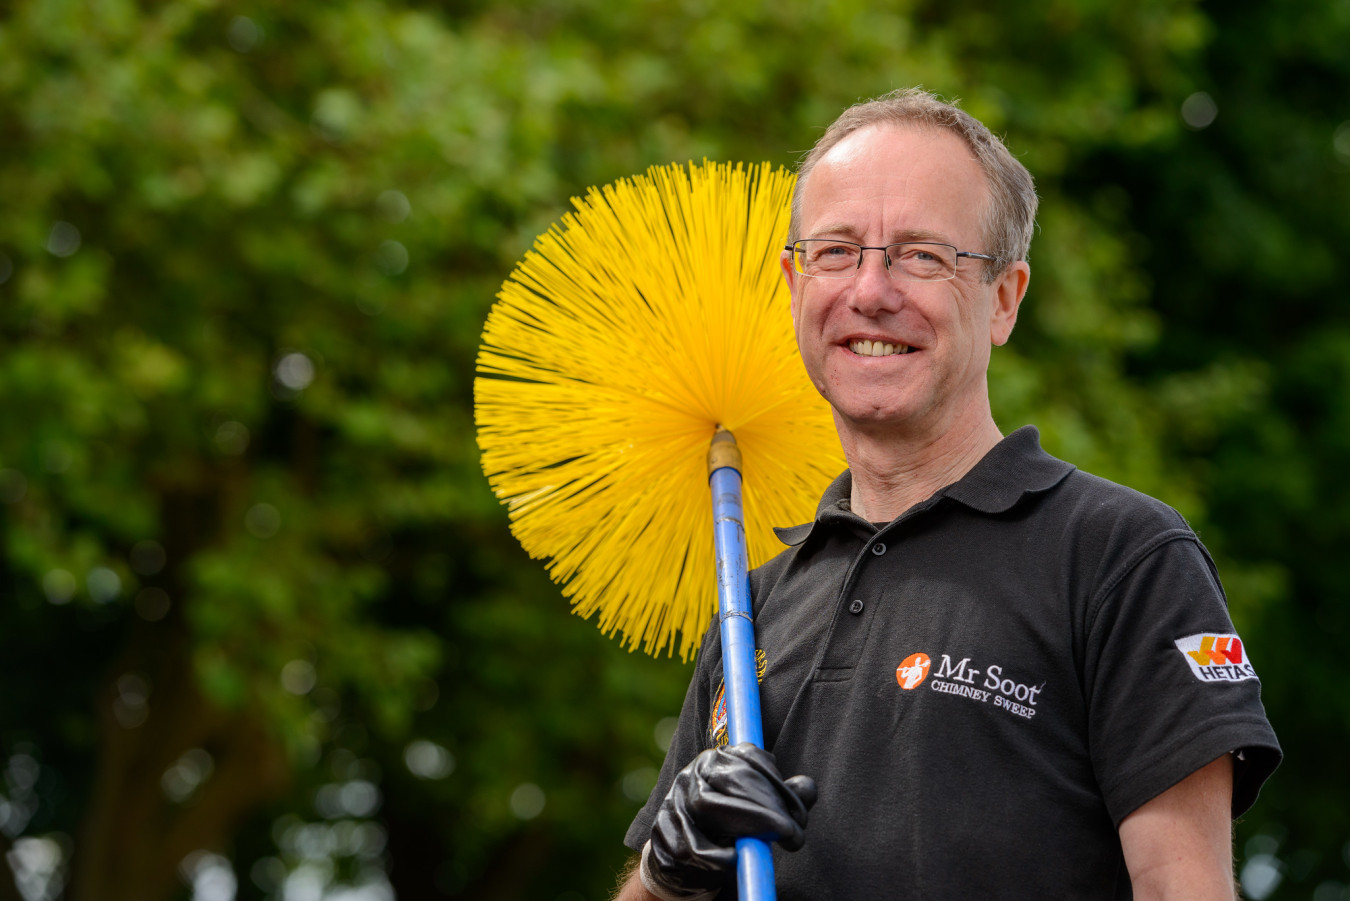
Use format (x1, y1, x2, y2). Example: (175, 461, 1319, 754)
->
(773, 426, 1075, 547)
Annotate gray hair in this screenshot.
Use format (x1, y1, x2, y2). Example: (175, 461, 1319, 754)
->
(788, 88, 1038, 282)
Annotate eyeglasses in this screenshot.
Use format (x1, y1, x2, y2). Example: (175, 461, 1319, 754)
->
(785, 240, 996, 282)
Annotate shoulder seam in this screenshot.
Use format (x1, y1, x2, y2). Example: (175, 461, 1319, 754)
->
(1085, 527, 1205, 633)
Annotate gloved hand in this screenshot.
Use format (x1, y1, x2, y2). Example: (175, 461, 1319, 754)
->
(641, 743, 817, 900)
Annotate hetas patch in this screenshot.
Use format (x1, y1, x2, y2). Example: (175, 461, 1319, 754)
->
(1174, 633, 1258, 683)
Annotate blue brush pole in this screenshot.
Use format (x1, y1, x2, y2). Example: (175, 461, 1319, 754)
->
(707, 426, 776, 901)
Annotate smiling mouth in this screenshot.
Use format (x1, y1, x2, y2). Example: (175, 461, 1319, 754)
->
(849, 339, 914, 357)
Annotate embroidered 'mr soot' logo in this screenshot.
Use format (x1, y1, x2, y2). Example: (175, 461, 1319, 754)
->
(1174, 633, 1258, 683)
(896, 651, 1043, 721)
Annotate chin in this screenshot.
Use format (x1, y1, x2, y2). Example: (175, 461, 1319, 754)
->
(833, 402, 922, 432)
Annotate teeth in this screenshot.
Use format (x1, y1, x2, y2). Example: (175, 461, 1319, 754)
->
(850, 339, 911, 357)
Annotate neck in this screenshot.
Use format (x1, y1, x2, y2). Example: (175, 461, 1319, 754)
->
(838, 412, 1004, 523)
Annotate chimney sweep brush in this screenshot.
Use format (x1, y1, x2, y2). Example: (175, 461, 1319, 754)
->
(475, 161, 846, 897)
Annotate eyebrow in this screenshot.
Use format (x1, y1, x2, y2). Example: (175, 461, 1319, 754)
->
(806, 224, 953, 244)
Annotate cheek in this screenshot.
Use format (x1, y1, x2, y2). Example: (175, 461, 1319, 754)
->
(793, 286, 829, 337)
(790, 301, 808, 354)
(951, 286, 992, 337)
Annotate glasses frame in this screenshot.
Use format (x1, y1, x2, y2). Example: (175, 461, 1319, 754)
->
(784, 240, 998, 282)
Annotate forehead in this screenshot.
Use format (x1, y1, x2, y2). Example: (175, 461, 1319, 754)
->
(799, 125, 990, 244)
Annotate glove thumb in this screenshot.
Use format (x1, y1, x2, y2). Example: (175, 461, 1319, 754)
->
(785, 774, 818, 812)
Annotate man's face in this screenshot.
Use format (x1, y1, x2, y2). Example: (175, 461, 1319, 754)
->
(782, 125, 1029, 442)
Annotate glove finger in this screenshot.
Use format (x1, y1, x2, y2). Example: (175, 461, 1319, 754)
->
(650, 800, 737, 891)
(702, 745, 789, 803)
(688, 785, 806, 849)
(708, 744, 814, 826)
(716, 743, 783, 782)
(785, 774, 818, 814)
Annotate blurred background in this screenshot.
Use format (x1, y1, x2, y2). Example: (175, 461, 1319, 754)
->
(1, 0, 1347, 898)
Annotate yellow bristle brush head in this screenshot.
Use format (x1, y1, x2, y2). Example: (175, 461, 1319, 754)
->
(475, 161, 844, 660)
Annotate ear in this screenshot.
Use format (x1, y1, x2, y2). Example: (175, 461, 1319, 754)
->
(781, 249, 801, 321)
(989, 261, 1029, 346)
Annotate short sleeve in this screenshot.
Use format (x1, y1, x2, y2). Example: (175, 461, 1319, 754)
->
(624, 625, 721, 852)
(1083, 529, 1281, 824)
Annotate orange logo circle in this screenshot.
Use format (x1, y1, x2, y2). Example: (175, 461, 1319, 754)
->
(896, 653, 932, 690)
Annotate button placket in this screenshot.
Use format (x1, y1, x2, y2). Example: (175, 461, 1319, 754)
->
(813, 517, 919, 679)
(817, 544, 885, 674)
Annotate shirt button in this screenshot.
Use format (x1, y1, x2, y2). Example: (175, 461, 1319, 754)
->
(849, 599, 864, 614)
(871, 542, 886, 556)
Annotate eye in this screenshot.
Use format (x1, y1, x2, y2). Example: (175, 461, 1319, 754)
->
(799, 241, 861, 273)
(889, 244, 956, 280)
(894, 246, 938, 263)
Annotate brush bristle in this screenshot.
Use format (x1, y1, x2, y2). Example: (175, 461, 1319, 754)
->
(474, 161, 844, 660)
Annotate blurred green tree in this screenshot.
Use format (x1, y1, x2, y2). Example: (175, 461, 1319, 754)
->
(1090, 1, 1350, 893)
(0, 0, 1343, 899)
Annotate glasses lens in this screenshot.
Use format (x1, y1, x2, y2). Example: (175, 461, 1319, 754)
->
(794, 241, 960, 280)
(888, 244, 957, 281)
(795, 240, 860, 277)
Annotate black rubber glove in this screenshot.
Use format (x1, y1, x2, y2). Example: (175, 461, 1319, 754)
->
(643, 743, 817, 899)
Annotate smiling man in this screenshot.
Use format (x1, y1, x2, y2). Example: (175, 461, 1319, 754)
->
(614, 89, 1280, 900)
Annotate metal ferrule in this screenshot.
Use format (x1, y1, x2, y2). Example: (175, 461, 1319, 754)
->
(707, 426, 743, 477)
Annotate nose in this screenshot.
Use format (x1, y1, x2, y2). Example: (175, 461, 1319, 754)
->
(848, 248, 904, 316)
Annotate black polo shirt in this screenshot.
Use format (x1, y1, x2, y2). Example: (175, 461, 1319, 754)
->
(627, 427, 1281, 900)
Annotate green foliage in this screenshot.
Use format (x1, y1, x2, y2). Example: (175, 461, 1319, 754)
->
(0, 0, 1346, 898)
